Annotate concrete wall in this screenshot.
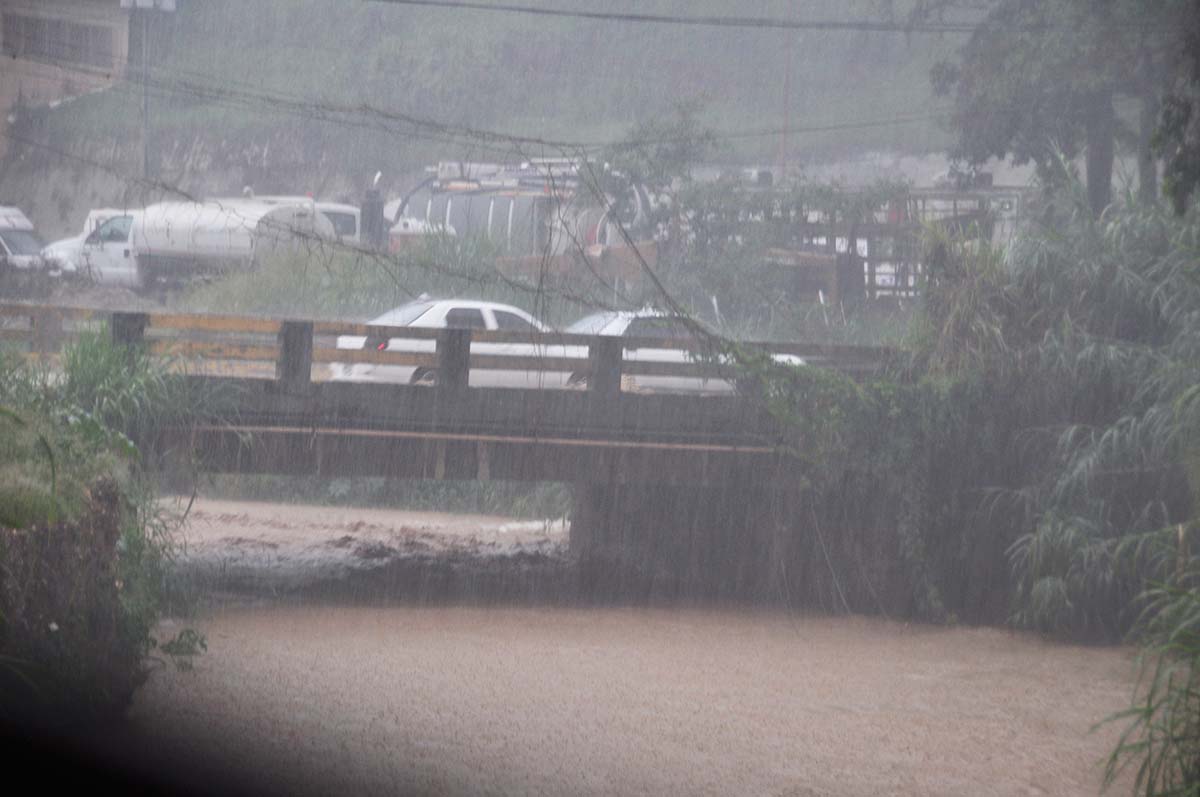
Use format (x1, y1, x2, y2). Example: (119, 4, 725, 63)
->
(0, 0, 130, 159)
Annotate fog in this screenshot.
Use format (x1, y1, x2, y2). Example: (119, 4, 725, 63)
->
(1, 2, 1197, 795)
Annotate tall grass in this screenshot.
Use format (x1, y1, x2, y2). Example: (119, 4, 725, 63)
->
(902, 170, 1200, 639)
(179, 236, 595, 327)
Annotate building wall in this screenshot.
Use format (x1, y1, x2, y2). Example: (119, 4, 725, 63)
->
(0, 0, 130, 158)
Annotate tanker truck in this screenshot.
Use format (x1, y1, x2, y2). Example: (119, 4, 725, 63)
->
(79, 198, 336, 290)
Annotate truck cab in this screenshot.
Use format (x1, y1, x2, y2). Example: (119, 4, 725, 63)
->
(81, 213, 140, 287)
(42, 208, 127, 275)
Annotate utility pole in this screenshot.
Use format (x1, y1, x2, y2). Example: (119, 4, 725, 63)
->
(120, 1, 175, 183)
(141, 7, 149, 182)
(777, 28, 795, 183)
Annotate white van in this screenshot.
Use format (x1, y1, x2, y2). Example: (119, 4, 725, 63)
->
(0, 207, 46, 271)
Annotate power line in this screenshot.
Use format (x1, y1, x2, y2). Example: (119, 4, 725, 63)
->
(11, 48, 948, 155)
(364, 0, 1178, 35)
(365, 0, 981, 33)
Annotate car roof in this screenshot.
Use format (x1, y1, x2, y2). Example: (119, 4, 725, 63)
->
(368, 298, 546, 325)
(566, 308, 677, 333)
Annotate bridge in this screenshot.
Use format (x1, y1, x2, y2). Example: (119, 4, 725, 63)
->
(2, 301, 895, 558)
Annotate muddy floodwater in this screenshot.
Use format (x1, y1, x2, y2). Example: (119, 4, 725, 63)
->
(124, 499, 1139, 795)
(134, 610, 1135, 794)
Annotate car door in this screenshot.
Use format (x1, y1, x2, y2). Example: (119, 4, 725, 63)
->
(82, 215, 136, 286)
(480, 308, 572, 389)
(372, 305, 487, 386)
(623, 316, 730, 394)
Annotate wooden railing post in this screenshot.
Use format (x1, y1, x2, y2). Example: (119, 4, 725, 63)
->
(588, 336, 623, 403)
(276, 320, 313, 390)
(436, 328, 471, 397)
(110, 311, 148, 348)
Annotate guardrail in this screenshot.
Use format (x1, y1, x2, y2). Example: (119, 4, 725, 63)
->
(0, 302, 898, 394)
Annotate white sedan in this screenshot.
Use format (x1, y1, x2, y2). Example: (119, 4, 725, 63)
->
(330, 301, 803, 394)
(565, 310, 805, 394)
(331, 298, 579, 389)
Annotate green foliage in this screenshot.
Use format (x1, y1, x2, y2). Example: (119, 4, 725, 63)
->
(0, 348, 135, 529)
(59, 331, 193, 442)
(1156, 5, 1200, 213)
(648, 175, 913, 340)
(596, 101, 720, 204)
(926, 0, 1191, 212)
(905, 222, 1011, 375)
(0, 333, 209, 722)
(157, 628, 208, 672)
(1104, 576, 1200, 796)
(59, 0, 950, 167)
(904, 171, 1200, 639)
(718, 167, 1196, 635)
(181, 236, 593, 327)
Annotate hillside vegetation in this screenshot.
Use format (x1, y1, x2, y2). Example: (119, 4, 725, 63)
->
(28, 1, 952, 185)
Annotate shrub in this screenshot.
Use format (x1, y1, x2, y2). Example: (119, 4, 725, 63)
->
(0, 331, 206, 725)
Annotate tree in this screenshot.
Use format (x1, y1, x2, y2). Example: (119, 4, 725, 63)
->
(1156, 0, 1200, 213)
(927, 0, 1188, 215)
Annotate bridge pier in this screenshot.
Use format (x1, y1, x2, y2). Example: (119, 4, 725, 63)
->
(569, 475, 790, 601)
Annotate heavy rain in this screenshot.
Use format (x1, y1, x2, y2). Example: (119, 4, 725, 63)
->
(0, 2, 1198, 795)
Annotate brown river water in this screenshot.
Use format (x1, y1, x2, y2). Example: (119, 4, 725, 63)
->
(123, 500, 1138, 796)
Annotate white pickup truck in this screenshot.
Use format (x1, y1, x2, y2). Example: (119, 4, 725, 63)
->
(41, 208, 127, 276)
(76, 199, 336, 289)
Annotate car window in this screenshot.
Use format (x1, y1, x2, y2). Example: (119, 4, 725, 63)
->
(322, 211, 357, 238)
(0, 229, 43, 256)
(444, 307, 487, 330)
(625, 317, 692, 340)
(95, 216, 132, 244)
(565, 312, 619, 335)
(493, 310, 537, 332)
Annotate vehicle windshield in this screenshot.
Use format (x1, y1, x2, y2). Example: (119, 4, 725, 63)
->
(90, 215, 133, 244)
(322, 211, 357, 238)
(0, 229, 44, 256)
(565, 312, 619, 334)
(368, 301, 435, 327)
(625, 315, 695, 340)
